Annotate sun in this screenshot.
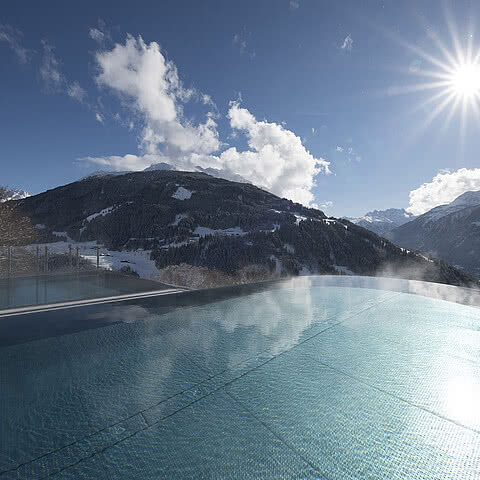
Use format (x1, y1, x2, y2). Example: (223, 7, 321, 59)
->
(450, 63, 480, 98)
(382, 13, 480, 140)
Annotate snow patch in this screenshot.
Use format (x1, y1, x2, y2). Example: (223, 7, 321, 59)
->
(160, 240, 189, 249)
(24, 239, 161, 280)
(172, 187, 194, 200)
(294, 214, 308, 225)
(83, 248, 159, 279)
(325, 218, 344, 228)
(418, 254, 434, 263)
(193, 226, 247, 237)
(86, 206, 114, 222)
(52, 231, 76, 243)
(323, 218, 336, 225)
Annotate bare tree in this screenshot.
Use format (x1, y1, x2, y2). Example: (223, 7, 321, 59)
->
(0, 202, 37, 246)
(0, 185, 9, 202)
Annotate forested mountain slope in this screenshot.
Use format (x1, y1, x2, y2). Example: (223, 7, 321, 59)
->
(12, 170, 478, 288)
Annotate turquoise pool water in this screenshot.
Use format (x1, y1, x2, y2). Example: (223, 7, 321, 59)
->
(0, 277, 479, 479)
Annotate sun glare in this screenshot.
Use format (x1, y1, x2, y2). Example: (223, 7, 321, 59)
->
(383, 13, 480, 142)
(450, 63, 480, 97)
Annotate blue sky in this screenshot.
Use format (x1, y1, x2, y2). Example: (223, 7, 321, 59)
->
(2, 0, 480, 217)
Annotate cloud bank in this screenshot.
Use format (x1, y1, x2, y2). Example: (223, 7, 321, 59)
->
(85, 35, 329, 205)
(407, 168, 480, 215)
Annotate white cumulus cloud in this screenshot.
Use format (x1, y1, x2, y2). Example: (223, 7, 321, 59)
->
(336, 146, 344, 152)
(85, 35, 330, 206)
(407, 168, 480, 215)
(217, 102, 330, 205)
(94, 35, 220, 157)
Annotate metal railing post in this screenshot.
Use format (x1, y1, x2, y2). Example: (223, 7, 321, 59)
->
(7, 246, 12, 277)
(96, 246, 100, 269)
(76, 247, 79, 271)
(69, 245, 72, 271)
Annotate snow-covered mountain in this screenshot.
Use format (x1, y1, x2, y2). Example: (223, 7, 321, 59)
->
(143, 162, 174, 172)
(10, 170, 478, 288)
(81, 162, 249, 184)
(80, 163, 173, 181)
(345, 208, 416, 236)
(419, 191, 480, 224)
(0, 187, 31, 202)
(79, 170, 131, 180)
(388, 191, 480, 276)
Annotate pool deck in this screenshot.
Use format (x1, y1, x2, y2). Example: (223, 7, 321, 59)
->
(0, 271, 181, 312)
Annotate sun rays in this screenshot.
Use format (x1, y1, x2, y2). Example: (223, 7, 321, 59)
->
(378, 9, 480, 146)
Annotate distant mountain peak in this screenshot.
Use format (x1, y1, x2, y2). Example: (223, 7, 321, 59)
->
(0, 187, 31, 202)
(344, 208, 416, 236)
(143, 163, 174, 172)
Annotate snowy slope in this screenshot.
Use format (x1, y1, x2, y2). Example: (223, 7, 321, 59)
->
(420, 191, 480, 224)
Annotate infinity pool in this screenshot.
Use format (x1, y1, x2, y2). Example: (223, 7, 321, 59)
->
(1, 276, 479, 479)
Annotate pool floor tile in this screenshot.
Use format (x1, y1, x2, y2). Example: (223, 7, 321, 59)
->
(49, 453, 110, 480)
(101, 391, 316, 480)
(225, 346, 480, 480)
(297, 294, 480, 432)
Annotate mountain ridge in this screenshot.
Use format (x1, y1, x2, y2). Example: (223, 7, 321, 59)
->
(388, 190, 480, 276)
(8, 170, 478, 288)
